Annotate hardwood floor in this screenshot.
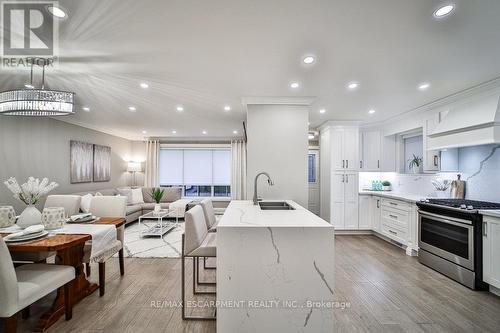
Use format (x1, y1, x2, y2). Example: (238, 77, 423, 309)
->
(8, 235, 500, 332)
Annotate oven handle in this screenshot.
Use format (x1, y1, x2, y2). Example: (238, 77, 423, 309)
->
(418, 210, 472, 226)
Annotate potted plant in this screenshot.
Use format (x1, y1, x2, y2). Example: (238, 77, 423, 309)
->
(382, 181, 392, 191)
(4, 177, 58, 228)
(151, 188, 165, 214)
(408, 154, 423, 174)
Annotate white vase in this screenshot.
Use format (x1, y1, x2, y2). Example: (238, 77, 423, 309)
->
(17, 205, 42, 229)
(412, 165, 420, 174)
(154, 203, 161, 213)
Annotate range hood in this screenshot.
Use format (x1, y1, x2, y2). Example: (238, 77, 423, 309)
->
(428, 92, 500, 150)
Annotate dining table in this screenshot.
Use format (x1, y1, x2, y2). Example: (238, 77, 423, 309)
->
(1, 217, 125, 332)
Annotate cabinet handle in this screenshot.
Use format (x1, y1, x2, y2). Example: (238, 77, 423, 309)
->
(389, 214, 398, 219)
(388, 230, 397, 235)
(377, 160, 380, 169)
(484, 221, 487, 237)
(434, 155, 438, 167)
(346, 160, 349, 168)
(360, 161, 363, 169)
(390, 202, 398, 206)
(342, 160, 345, 168)
(377, 200, 380, 208)
(341, 174, 344, 183)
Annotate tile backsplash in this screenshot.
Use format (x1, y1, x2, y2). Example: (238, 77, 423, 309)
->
(359, 144, 500, 202)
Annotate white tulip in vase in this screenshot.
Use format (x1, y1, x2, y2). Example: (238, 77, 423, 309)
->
(4, 177, 58, 229)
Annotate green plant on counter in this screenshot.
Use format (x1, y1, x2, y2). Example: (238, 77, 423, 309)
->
(382, 181, 391, 186)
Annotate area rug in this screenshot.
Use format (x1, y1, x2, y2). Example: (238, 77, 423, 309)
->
(120, 220, 184, 258)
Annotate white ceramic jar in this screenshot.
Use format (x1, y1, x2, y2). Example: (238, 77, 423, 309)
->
(0, 206, 16, 228)
(41, 207, 66, 230)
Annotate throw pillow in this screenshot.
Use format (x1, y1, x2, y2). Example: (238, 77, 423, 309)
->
(95, 192, 103, 196)
(130, 188, 144, 204)
(80, 193, 93, 213)
(117, 188, 132, 204)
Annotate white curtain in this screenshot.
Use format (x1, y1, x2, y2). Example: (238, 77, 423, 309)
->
(231, 139, 247, 199)
(144, 140, 160, 187)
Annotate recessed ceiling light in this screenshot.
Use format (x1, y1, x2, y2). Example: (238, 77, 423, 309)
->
(176, 105, 184, 112)
(319, 109, 326, 114)
(233, 130, 238, 134)
(303, 56, 315, 64)
(172, 130, 177, 134)
(418, 83, 430, 90)
(82, 107, 90, 112)
(224, 105, 231, 111)
(347, 82, 359, 90)
(128, 106, 136, 112)
(142, 130, 147, 134)
(47, 5, 67, 18)
(140, 82, 149, 89)
(24, 84, 34, 89)
(368, 109, 376, 114)
(202, 130, 207, 135)
(434, 4, 454, 18)
(308, 134, 315, 140)
(290, 82, 300, 89)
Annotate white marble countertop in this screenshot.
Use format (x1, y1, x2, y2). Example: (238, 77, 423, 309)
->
(217, 200, 332, 228)
(479, 210, 500, 218)
(359, 190, 425, 203)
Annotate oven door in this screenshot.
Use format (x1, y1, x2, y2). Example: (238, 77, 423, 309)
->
(418, 211, 474, 270)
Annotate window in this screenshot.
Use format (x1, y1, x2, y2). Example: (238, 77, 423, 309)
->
(308, 153, 317, 183)
(159, 148, 231, 197)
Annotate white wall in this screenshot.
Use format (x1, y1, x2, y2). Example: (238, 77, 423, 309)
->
(0, 117, 133, 212)
(246, 104, 309, 206)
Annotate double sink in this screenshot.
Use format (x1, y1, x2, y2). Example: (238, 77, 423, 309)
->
(258, 201, 295, 210)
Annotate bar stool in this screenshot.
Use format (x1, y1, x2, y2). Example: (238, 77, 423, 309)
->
(181, 205, 216, 320)
(200, 199, 220, 270)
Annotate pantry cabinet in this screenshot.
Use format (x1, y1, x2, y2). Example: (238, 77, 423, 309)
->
(331, 128, 359, 171)
(331, 172, 358, 229)
(483, 216, 500, 290)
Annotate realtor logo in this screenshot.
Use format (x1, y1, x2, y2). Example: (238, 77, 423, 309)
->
(1, 1, 59, 67)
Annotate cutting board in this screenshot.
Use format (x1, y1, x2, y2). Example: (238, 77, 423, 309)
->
(450, 175, 465, 199)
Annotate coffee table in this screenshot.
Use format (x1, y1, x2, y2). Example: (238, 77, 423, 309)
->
(138, 209, 179, 239)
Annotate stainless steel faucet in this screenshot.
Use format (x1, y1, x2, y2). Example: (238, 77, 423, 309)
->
(253, 172, 274, 205)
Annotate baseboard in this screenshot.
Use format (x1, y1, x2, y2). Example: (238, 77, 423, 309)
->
(490, 285, 500, 297)
(334, 229, 373, 235)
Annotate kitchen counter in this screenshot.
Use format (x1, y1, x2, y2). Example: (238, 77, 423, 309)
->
(216, 200, 335, 332)
(479, 210, 500, 218)
(359, 190, 424, 203)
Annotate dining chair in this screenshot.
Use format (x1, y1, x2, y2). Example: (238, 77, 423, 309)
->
(10, 195, 81, 264)
(85, 196, 127, 296)
(44, 195, 82, 216)
(181, 205, 216, 320)
(0, 237, 75, 333)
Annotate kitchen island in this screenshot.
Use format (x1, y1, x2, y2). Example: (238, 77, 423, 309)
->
(216, 200, 335, 332)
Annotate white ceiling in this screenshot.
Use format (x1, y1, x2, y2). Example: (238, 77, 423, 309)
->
(1, 0, 500, 140)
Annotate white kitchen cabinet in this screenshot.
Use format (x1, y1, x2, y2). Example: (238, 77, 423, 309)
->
(358, 195, 372, 229)
(331, 171, 358, 229)
(360, 130, 381, 170)
(483, 216, 500, 290)
(423, 114, 440, 172)
(360, 130, 396, 172)
(331, 128, 359, 171)
(371, 196, 381, 232)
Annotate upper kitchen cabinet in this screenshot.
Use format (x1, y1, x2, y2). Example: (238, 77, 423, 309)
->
(423, 113, 441, 172)
(360, 130, 396, 172)
(331, 127, 359, 171)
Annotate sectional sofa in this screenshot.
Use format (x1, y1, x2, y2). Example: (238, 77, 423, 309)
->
(73, 187, 183, 224)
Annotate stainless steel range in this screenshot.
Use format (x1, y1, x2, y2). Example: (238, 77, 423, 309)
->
(417, 199, 500, 290)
